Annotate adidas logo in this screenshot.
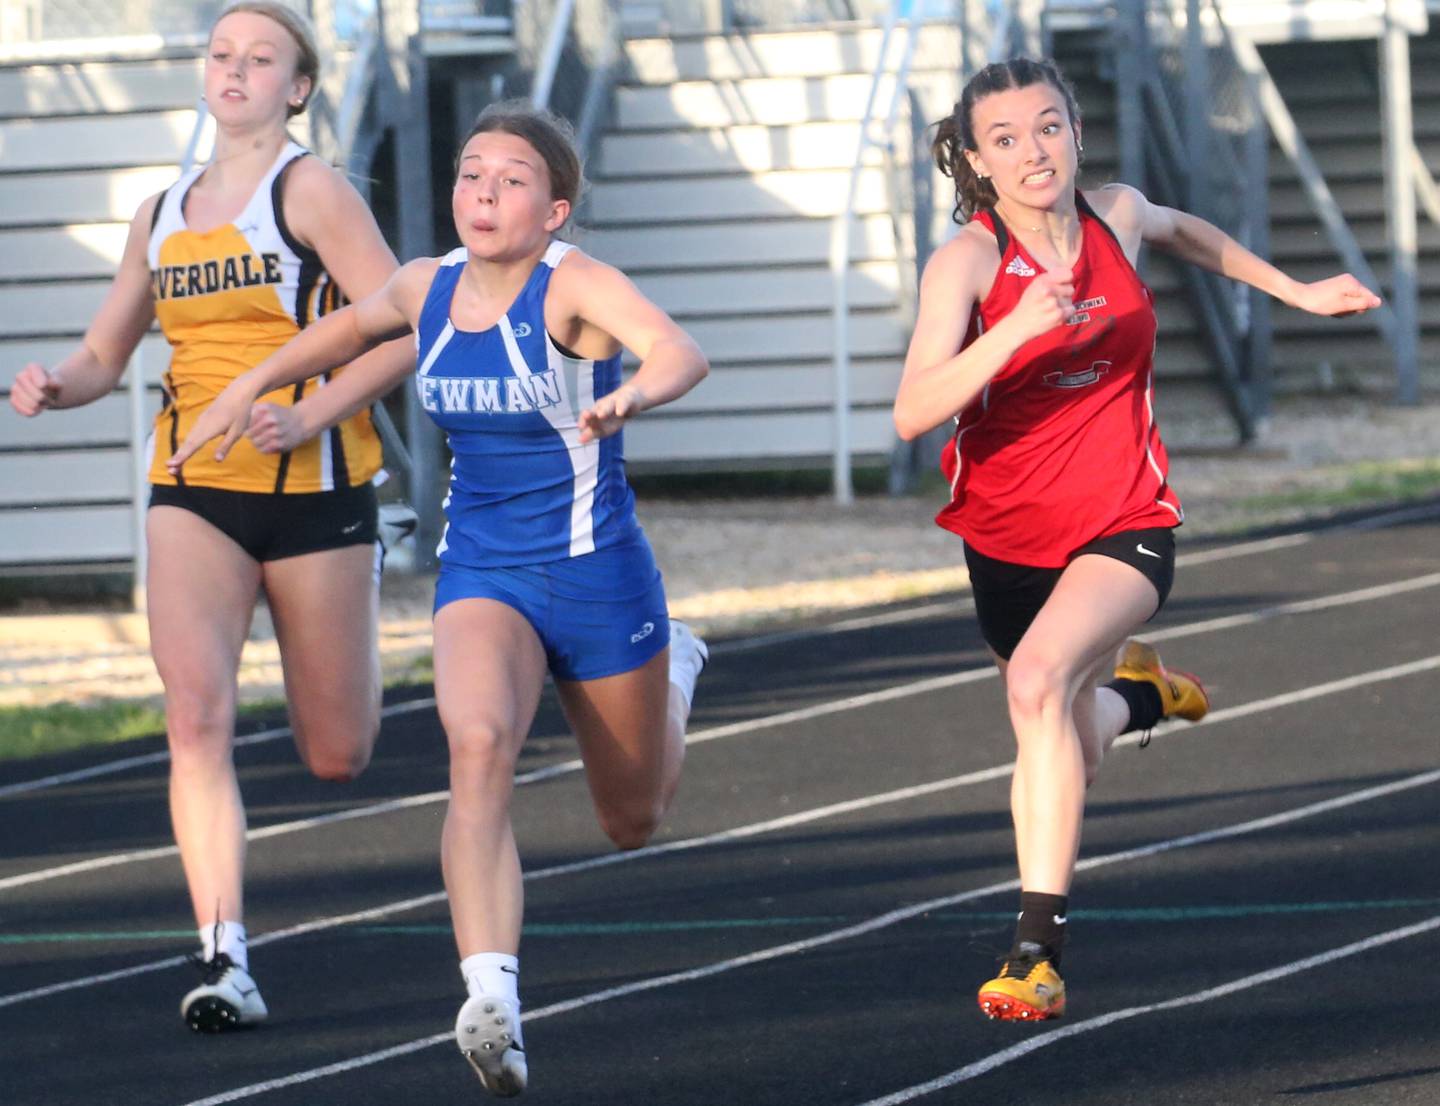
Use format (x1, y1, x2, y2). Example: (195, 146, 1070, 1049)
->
(1005, 256, 1037, 278)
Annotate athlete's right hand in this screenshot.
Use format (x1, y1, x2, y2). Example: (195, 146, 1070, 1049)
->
(167, 379, 260, 474)
(9, 363, 60, 416)
(1007, 268, 1075, 344)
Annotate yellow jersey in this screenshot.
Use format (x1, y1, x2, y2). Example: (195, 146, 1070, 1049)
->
(146, 142, 382, 493)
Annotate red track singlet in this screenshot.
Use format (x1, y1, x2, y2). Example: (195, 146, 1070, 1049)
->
(936, 193, 1183, 567)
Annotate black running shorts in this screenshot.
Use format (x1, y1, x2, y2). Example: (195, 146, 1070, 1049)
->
(963, 526, 1177, 661)
(149, 482, 378, 563)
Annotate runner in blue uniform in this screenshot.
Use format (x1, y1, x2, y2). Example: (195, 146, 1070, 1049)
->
(171, 101, 710, 1095)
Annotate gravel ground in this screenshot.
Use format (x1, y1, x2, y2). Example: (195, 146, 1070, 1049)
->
(3, 395, 1438, 708)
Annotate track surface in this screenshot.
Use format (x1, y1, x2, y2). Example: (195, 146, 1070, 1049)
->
(4, 502, 1439, 1106)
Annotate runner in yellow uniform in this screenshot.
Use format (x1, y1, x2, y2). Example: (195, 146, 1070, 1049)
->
(8, 1, 415, 1032)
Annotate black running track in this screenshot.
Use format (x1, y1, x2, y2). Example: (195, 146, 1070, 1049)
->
(4, 501, 1440, 1106)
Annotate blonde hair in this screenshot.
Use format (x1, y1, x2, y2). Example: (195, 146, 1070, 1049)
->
(210, 1, 321, 118)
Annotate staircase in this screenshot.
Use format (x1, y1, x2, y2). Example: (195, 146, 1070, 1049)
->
(1046, 15, 1440, 416)
(1258, 31, 1440, 391)
(0, 3, 513, 576)
(575, 22, 963, 470)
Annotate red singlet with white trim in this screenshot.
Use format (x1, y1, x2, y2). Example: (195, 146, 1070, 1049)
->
(936, 193, 1183, 567)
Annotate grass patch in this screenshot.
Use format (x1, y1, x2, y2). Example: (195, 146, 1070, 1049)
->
(1235, 459, 1440, 512)
(0, 664, 437, 763)
(0, 700, 169, 762)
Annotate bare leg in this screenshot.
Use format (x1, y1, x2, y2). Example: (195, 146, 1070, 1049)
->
(434, 599, 548, 958)
(1004, 555, 1159, 896)
(263, 542, 381, 781)
(556, 645, 682, 851)
(1073, 645, 1135, 785)
(146, 506, 260, 927)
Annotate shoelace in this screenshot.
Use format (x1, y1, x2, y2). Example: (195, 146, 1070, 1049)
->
(997, 954, 1049, 980)
(186, 950, 236, 985)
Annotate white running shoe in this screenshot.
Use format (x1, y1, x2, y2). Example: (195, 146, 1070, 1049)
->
(668, 619, 709, 708)
(376, 500, 420, 574)
(377, 500, 419, 552)
(456, 993, 527, 1097)
(180, 953, 268, 1033)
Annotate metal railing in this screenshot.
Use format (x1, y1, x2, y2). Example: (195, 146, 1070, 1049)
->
(515, 0, 620, 156)
(1122, 0, 1264, 437)
(829, 1, 967, 504)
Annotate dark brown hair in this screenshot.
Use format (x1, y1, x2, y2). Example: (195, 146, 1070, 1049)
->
(932, 56, 1082, 223)
(210, 1, 320, 118)
(455, 100, 584, 211)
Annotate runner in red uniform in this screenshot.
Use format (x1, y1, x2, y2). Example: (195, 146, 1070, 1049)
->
(894, 57, 1381, 1022)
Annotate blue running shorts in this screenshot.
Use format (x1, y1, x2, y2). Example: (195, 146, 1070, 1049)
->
(434, 536, 671, 682)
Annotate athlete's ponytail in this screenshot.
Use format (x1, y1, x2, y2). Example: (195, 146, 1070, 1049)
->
(932, 56, 1082, 223)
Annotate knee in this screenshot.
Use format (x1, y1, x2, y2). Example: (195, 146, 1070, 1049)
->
(1004, 651, 1070, 728)
(446, 718, 521, 799)
(164, 694, 234, 768)
(299, 732, 374, 783)
(595, 797, 665, 851)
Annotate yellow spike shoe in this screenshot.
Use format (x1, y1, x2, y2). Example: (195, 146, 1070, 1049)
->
(1114, 640, 1210, 722)
(977, 953, 1066, 1022)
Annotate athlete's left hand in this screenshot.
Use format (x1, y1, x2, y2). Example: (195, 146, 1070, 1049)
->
(578, 383, 647, 443)
(247, 402, 308, 454)
(167, 379, 261, 473)
(1291, 274, 1383, 317)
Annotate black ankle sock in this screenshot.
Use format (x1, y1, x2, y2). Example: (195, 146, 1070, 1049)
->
(1011, 892, 1068, 965)
(1107, 677, 1164, 733)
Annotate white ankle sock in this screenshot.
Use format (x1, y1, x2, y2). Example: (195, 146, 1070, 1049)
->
(668, 621, 706, 710)
(460, 952, 523, 1047)
(460, 952, 520, 1006)
(200, 921, 248, 970)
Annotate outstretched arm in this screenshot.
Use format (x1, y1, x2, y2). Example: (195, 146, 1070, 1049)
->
(167, 260, 429, 472)
(260, 159, 415, 451)
(1125, 185, 1382, 316)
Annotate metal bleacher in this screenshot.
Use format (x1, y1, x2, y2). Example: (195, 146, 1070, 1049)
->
(2, 0, 1435, 584)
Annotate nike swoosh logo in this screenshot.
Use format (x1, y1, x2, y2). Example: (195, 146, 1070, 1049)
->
(500, 966, 518, 976)
(1136, 543, 1161, 558)
(341, 521, 363, 535)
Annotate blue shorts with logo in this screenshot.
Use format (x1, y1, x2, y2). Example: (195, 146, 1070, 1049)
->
(434, 535, 670, 682)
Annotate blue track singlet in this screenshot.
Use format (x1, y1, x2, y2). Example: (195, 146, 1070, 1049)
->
(415, 241, 643, 568)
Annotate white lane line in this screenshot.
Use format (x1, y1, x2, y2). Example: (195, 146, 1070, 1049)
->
(7, 568, 1440, 894)
(0, 669, 996, 893)
(855, 913, 1440, 1105)
(178, 764, 1440, 1105)
(8, 652, 1439, 1012)
(708, 600, 975, 655)
(0, 697, 437, 801)
(10, 502, 1435, 803)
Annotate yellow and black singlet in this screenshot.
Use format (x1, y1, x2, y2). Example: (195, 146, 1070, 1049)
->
(146, 142, 382, 493)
